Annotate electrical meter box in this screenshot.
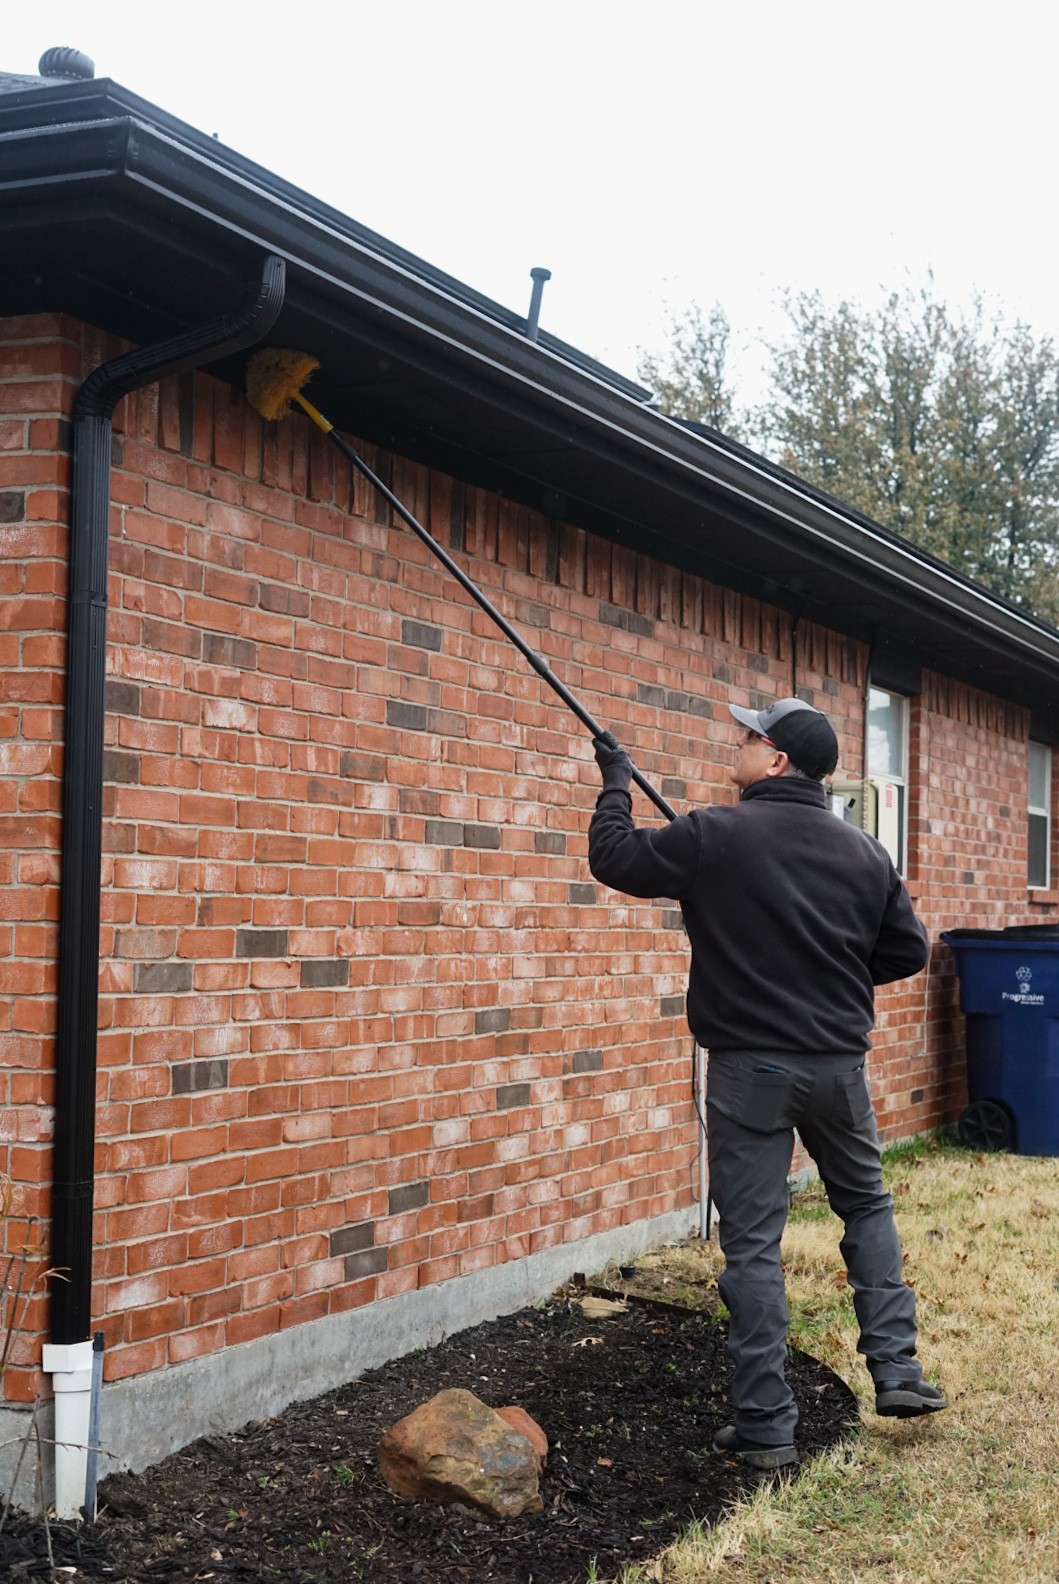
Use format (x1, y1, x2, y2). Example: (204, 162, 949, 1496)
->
(830, 776, 903, 868)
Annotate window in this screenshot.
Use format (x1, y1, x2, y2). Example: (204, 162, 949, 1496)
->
(1029, 742, 1051, 889)
(867, 687, 909, 874)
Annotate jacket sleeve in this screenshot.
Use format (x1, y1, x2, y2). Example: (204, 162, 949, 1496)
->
(587, 787, 701, 900)
(868, 871, 929, 984)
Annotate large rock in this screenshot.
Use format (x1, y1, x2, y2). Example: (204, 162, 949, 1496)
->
(496, 1405, 548, 1471)
(376, 1388, 543, 1520)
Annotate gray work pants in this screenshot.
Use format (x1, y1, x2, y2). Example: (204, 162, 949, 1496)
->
(706, 1050, 920, 1446)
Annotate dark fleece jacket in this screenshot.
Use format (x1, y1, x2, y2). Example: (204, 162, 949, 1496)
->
(588, 774, 928, 1056)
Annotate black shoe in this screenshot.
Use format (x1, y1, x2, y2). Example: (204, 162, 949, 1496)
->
(712, 1424, 798, 1470)
(875, 1379, 948, 1418)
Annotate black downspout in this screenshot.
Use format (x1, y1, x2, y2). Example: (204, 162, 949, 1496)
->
(50, 254, 286, 1347)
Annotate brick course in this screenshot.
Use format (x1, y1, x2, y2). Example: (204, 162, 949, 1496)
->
(2, 311, 1055, 1401)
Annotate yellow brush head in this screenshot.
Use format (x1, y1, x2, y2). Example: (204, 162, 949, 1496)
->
(245, 348, 320, 421)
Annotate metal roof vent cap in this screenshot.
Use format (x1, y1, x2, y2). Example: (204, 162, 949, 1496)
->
(38, 46, 95, 79)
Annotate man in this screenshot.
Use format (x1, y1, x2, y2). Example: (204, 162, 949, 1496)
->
(588, 697, 945, 1470)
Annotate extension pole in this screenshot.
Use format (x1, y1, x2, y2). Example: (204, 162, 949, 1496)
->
(292, 392, 677, 824)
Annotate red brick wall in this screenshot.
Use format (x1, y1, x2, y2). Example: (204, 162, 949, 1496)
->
(876, 677, 1058, 1136)
(0, 311, 1051, 1399)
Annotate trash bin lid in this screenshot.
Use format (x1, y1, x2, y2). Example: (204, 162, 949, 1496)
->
(943, 924, 1059, 943)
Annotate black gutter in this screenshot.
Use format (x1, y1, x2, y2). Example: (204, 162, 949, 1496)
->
(5, 112, 1059, 681)
(5, 105, 1059, 724)
(50, 252, 285, 1347)
(0, 76, 653, 404)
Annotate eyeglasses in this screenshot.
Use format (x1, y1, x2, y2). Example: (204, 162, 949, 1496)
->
(739, 729, 776, 748)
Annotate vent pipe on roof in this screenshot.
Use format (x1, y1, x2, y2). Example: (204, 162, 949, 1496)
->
(525, 267, 551, 342)
(38, 46, 95, 79)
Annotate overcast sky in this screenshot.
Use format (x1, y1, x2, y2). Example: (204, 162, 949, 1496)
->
(7, 2, 1057, 401)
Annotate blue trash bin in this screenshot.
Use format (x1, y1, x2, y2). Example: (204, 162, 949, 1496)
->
(942, 926, 1059, 1155)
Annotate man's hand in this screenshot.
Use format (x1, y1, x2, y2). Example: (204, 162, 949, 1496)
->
(593, 732, 633, 788)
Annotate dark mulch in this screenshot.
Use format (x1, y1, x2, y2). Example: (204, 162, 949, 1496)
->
(2, 1296, 858, 1584)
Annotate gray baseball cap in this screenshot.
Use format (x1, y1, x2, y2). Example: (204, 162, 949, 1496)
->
(729, 697, 839, 779)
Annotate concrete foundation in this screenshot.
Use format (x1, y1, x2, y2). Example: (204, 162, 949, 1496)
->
(3, 1204, 698, 1512)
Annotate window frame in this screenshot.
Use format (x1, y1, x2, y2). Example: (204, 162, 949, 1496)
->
(1028, 740, 1052, 891)
(866, 685, 910, 877)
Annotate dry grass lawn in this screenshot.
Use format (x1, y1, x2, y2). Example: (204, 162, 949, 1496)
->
(608, 1133, 1059, 1584)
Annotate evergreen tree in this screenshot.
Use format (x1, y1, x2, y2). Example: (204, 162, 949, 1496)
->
(640, 285, 1059, 624)
(637, 302, 743, 439)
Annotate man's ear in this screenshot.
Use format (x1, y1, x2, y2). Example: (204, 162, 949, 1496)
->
(765, 749, 789, 779)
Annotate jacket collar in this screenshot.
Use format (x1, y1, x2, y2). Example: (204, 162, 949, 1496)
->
(740, 776, 829, 809)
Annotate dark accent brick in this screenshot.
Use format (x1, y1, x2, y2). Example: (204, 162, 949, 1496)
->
(135, 961, 193, 994)
(963, 871, 975, 885)
(307, 776, 354, 809)
(106, 680, 140, 717)
(713, 663, 731, 683)
(300, 959, 349, 988)
(475, 1008, 510, 1035)
(535, 830, 566, 855)
(660, 994, 686, 1019)
(544, 519, 559, 583)
(235, 928, 288, 959)
(426, 820, 463, 846)
(143, 617, 201, 659)
(172, 1059, 228, 1095)
(340, 750, 386, 781)
(344, 1248, 388, 1282)
(386, 701, 428, 732)
(104, 749, 140, 784)
(822, 677, 841, 696)
(999, 805, 1011, 819)
(745, 652, 768, 672)
(513, 598, 549, 629)
(795, 685, 815, 705)
(666, 689, 712, 720)
(388, 1181, 430, 1215)
(177, 370, 195, 456)
(330, 1222, 375, 1257)
(463, 823, 500, 849)
(911, 1088, 924, 1104)
(0, 491, 24, 523)
(496, 1082, 531, 1110)
(449, 479, 465, 551)
(661, 778, 687, 799)
(259, 583, 310, 617)
(662, 910, 686, 932)
(750, 690, 773, 712)
(599, 602, 654, 638)
(401, 619, 443, 651)
(567, 882, 597, 905)
(573, 1049, 603, 1074)
(203, 632, 257, 669)
(636, 682, 666, 708)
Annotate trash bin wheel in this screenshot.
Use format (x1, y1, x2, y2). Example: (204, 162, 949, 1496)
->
(957, 1100, 1013, 1152)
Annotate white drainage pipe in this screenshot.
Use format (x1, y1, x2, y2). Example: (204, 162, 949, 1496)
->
(41, 1340, 93, 1519)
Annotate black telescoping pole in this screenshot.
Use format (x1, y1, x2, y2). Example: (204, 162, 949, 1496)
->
(319, 425, 678, 825)
(51, 255, 286, 1346)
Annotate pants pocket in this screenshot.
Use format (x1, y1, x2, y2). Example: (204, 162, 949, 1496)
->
(707, 1062, 802, 1134)
(832, 1064, 874, 1128)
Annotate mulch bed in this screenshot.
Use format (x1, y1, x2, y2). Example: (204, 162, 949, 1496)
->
(3, 1295, 858, 1584)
